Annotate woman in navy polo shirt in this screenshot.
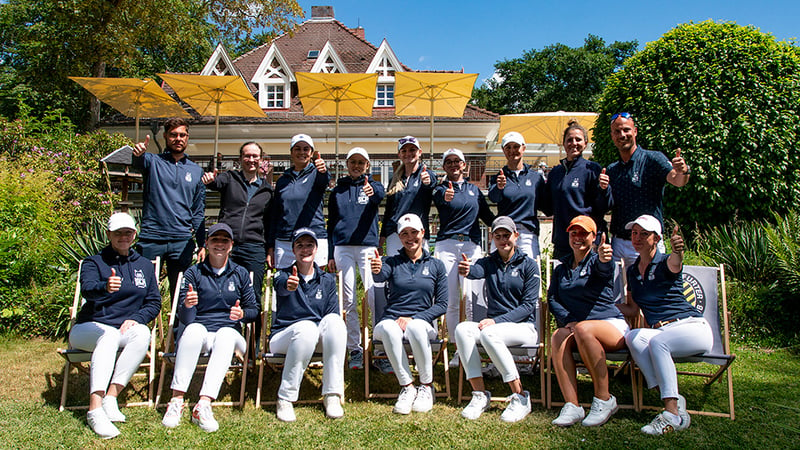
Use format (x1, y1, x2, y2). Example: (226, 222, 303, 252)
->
(548, 215, 628, 427)
(619, 214, 712, 435)
(161, 223, 260, 433)
(370, 213, 447, 415)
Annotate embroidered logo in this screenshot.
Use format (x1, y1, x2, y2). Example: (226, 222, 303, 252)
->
(632, 172, 639, 183)
(357, 192, 369, 204)
(228, 281, 236, 291)
(413, 180, 419, 187)
(511, 268, 519, 277)
(315, 289, 323, 299)
(185, 172, 192, 183)
(525, 179, 532, 186)
(571, 177, 580, 188)
(422, 266, 430, 276)
(302, 177, 309, 184)
(468, 189, 475, 196)
(133, 269, 147, 288)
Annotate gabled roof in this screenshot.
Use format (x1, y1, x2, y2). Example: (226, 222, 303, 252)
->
(201, 44, 240, 77)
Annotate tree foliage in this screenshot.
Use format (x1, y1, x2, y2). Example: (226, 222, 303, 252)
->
(472, 34, 637, 114)
(592, 21, 800, 230)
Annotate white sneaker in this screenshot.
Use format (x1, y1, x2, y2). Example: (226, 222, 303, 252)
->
(677, 394, 691, 428)
(582, 395, 618, 427)
(552, 402, 585, 427)
(449, 351, 461, 368)
(161, 398, 184, 428)
(191, 402, 219, 432)
(461, 390, 491, 420)
(87, 408, 120, 439)
(412, 384, 434, 413)
(500, 391, 531, 423)
(101, 396, 125, 422)
(393, 385, 417, 415)
(641, 411, 689, 435)
(323, 394, 344, 419)
(276, 399, 296, 422)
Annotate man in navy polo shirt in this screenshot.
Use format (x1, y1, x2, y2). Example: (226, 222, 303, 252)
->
(605, 112, 690, 265)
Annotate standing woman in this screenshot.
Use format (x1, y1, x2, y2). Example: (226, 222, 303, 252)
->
(544, 121, 612, 260)
(619, 215, 713, 435)
(327, 147, 386, 369)
(433, 148, 495, 342)
(488, 132, 546, 259)
(379, 136, 436, 256)
(161, 223, 260, 433)
(70, 212, 161, 439)
(549, 216, 628, 427)
(268, 134, 330, 269)
(454, 216, 539, 423)
(370, 214, 448, 415)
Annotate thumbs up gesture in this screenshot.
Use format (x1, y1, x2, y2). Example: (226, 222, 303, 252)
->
(287, 266, 300, 291)
(671, 148, 688, 174)
(313, 151, 327, 173)
(202, 169, 218, 185)
(362, 176, 374, 197)
(496, 169, 507, 190)
(599, 168, 609, 190)
(444, 181, 455, 202)
(184, 283, 198, 308)
(420, 163, 431, 185)
(370, 248, 382, 274)
(106, 268, 121, 293)
(458, 253, 471, 276)
(229, 299, 243, 321)
(133, 135, 149, 157)
(597, 232, 613, 263)
(670, 225, 684, 254)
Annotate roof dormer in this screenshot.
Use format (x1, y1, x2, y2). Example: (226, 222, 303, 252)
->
(367, 39, 404, 83)
(200, 43, 239, 76)
(310, 41, 347, 73)
(251, 44, 294, 109)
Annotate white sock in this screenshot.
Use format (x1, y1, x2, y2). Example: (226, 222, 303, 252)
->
(197, 398, 211, 408)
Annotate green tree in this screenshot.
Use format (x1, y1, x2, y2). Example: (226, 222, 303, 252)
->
(472, 35, 637, 114)
(592, 21, 800, 230)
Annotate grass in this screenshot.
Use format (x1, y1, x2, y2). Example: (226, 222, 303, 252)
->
(0, 338, 799, 449)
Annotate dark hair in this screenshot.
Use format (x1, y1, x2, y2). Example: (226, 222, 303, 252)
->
(239, 141, 263, 156)
(163, 118, 189, 133)
(562, 119, 588, 144)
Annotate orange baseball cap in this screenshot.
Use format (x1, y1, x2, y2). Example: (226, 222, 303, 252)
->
(567, 215, 597, 234)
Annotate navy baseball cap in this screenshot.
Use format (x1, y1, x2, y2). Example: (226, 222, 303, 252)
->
(292, 227, 318, 244)
(207, 223, 233, 239)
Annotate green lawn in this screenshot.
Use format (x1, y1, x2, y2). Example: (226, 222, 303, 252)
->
(0, 337, 798, 449)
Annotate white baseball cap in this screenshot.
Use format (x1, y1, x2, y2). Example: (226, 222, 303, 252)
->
(442, 148, 465, 165)
(397, 213, 424, 232)
(625, 214, 663, 238)
(398, 136, 420, 150)
(290, 133, 314, 150)
(346, 147, 370, 161)
(501, 131, 526, 148)
(108, 212, 137, 232)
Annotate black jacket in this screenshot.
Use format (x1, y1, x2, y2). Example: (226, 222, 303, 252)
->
(206, 170, 273, 249)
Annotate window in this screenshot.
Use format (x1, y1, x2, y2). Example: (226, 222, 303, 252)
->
(376, 84, 394, 107)
(307, 50, 320, 59)
(265, 85, 284, 108)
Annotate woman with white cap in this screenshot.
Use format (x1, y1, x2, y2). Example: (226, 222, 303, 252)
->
(270, 228, 347, 422)
(327, 147, 386, 370)
(432, 148, 494, 344)
(455, 216, 539, 423)
(488, 131, 547, 259)
(161, 223, 260, 433)
(619, 214, 712, 435)
(370, 213, 448, 415)
(268, 134, 330, 269)
(549, 215, 628, 427)
(380, 136, 437, 256)
(70, 212, 161, 439)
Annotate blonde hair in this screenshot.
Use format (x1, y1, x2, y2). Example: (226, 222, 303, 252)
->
(387, 161, 407, 195)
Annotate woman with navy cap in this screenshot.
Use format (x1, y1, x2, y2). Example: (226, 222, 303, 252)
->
(455, 216, 538, 423)
(379, 136, 437, 256)
(161, 223, 260, 433)
(549, 215, 628, 427)
(70, 212, 161, 439)
(370, 213, 448, 415)
(271, 228, 347, 422)
(433, 148, 494, 342)
(268, 134, 330, 269)
(619, 214, 712, 435)
(488, 131, 546, 259)
(327, 147, 385, 370)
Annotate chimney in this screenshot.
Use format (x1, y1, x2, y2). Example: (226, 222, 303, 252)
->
(351, 27, 365, 39)
(311, 6, 334, 19)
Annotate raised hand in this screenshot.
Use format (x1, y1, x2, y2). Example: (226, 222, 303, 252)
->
(420, 163, 431, 185)
(107, 268, 121, 293)
(370, 249, 382, 274)
(313, 151, 327, 173)
(202, 169, 218, 185)
(671, 148, 688, 174)
(599, 168, 609, 190)
(229, 300, 243, 321)
(184, 284, 198, 308)
(597, 232, 613, 263)
(287, 266, 299, 291)
(133, 135, 149, 157)
(362, 176, 374, 197)
(444, 181, 455, 202)
(458, 253, 470, 276)
(670, 225, 684, 254)
(496, 169, 506, 190)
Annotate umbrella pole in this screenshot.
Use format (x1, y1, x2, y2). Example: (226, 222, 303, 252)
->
(429, 98, 435, 166)
(214, 100, 220, 170)
(335, 100, 340, 180)
(135, 116, 140, 144)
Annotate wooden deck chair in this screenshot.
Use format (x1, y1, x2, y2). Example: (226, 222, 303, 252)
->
(544, 259, 639, 410)
(636, 264, 736, 419)
(457, 256, 547, 406)
(363, 281, 451, 399)
(154, 271, 255, 408)
(255, 270, 344, 406)
(57, 257, 161, 411)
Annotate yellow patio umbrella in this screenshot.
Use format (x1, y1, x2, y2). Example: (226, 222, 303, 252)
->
(295, 72, 378, 179)
(69, 77, 189, 142)
(394, 72, 478, 164)
(157, 73, 265, 157)
(498, 112, 599, 147)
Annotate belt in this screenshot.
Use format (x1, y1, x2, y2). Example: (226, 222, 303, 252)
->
(651, 317, 683, 329)
(445, 234, 471, 242)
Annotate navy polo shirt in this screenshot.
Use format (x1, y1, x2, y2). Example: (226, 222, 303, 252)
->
(626, 251, 702, 327)
(271, 265, 340, 336)
(372, 249, 448, 324)
(606, 146, 672, 240)
(433, 180, 495, 245)
(547, 251, 622, 327)
(381, 165, 437, 237)
(269, 163, 329, 245)
(465, 249, 539, 324)
(327, 175, 386, 255)
(488, 164, 545, 235)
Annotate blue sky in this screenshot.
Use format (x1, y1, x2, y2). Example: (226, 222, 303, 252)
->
(296, 0, 799, 85)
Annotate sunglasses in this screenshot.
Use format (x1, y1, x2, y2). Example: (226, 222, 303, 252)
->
(610, 112, 632, 123)
(398, 137, 418, 146)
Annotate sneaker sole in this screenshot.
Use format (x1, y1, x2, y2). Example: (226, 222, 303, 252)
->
(191, 417, 218, 433)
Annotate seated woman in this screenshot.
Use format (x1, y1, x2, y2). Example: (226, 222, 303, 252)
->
(161, 223, 260, 433)
(455, 216, 538, 423)
(619, 215, 713, 435)
(70, 212, 161, 439)
(549, 215, 628, 427)
(270, 228, 347, 422)
(370, 213, 447, 415)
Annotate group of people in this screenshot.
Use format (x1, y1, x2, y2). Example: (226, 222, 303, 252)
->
(70, 113, 711, 439)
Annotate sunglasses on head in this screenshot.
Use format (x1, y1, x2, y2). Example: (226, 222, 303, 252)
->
(399, 137, 417, 145)
(610, 112, 632, 123)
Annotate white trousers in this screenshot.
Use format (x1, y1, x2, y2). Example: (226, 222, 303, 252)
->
(69, 321, 151, 395)
(274, 239, 329, 269)
(334, 245, 376, 352)
(268, 314, 347, 402)
(170, 324, 247, 399)
(434, 239, 483, 339)
(454, 321, 538, 383)
(373, 318, 437, 386)
(385, 233, 428, 258)
(625, 317, 713, 399)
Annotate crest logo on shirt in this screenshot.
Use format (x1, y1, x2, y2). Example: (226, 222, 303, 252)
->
(413, 180, 419, 187)
(580, 268, 588, 277)
(571, 177, 580, 188)
(468, 189, 475, 196)
(316, 289, 323, 299)
(422, 266, 430, 276)
(511, 268, 519, 277)
(228, 281, 236, 291)
(648, 270, 655, 281)
(302, 177, 309, 184)
(185, 172, 192, 183)
(525, 179, 532, 186)
(133, 269, 147, 288)
(357, 192, 369, 204)
(682, 273, 706, 313)
(632, 172, 640, 183)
